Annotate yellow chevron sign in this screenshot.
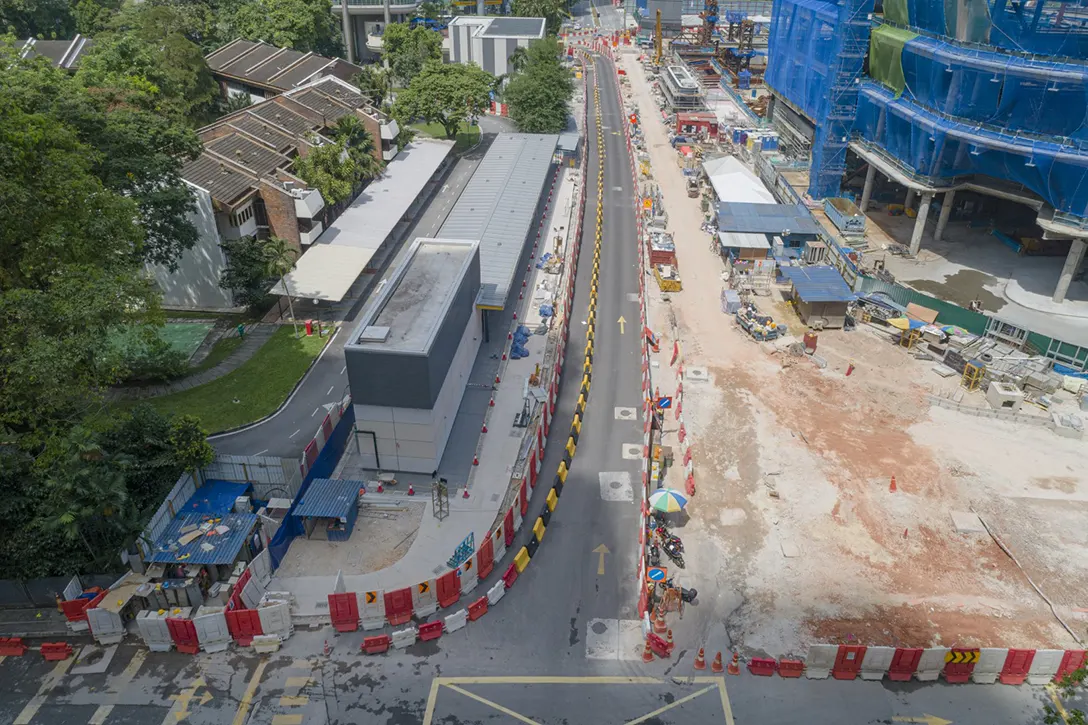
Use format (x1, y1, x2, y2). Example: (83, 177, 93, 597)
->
(944, 650, 979, 664)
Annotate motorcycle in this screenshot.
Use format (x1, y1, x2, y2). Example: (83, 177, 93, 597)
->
(665, 578, 697, 603)
(661, 539, 685, 568)
(655, 526, 684, 553)
(649, 543, 661, 567)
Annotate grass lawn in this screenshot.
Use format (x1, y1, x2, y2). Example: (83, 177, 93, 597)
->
(143, 326, 329, 432)
(411, 121, 481, 154)
(188, 335, 243, 374)
(110, 322, 213, 360)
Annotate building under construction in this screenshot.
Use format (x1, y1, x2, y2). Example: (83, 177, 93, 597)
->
(762, 0, 1088, 308)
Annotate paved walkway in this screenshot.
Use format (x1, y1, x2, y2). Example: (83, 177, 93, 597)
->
(108, 323, 277, 401)
(270, 165, 583, 615)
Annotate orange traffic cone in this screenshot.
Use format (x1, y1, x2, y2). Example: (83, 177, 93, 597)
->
(642, 639, 654, 663)
(711, 652, 723, 673)
(693, 647, 706, 670)
(666, 629, 674, 649)
(377, 482, 384, 493)
(407, 484, 415, 496)
(727, 651, 740, 676)
(653, 606, 667, 634)
(889, 475, 897, 493)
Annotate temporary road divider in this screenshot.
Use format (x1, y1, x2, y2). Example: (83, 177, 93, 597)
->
(502, 563, 519, 589)
(943, 647, 979, 683)
(476, 537, 495, 580)
(1056, 650, 1087, 681)
(0, 637, 27, 656)
(166, 616, 200, 655)
(805, 644, 838, 679)
(193, 609, 231, 653)
(225, 608, 262, 646)
(384, 587, 413, 626)
(41, 642, 73, 661)
(971, 648, 1007, 684)
(999, 648, 1035, 685)
(566, 437, 577, 458)
(858, 646, 893, 680)
(419, 621, 444, 642)
(520, 480, 528, 516)
(748, 658, 777, 676)
(540, 506, 551, 527)
(391, 627, 418, 649)
(360, 590, 386, 630)
(487, 580, 506, 606)
(328, 592, 360, 632)
(252, 635, 281, 654)
(436, 570, 460, 609)
(413, 580, 438, 618)
(514, 547, 531, 574)
(525, 537, 539, 558)
(558, 461, 569, 483)
(546, 489, 558, 512)
(553, 478, 564, 496)
(257, 602, 291, 640)
(459, 559, 478, 596)
(504, 509, 516, 546)
(467, 596, 489, 621)
(493, 525, 507, 561)
(445, 608, 468, 634)
(888, 647, 923, 681)
(533, 517, 546, 544)
(778, 659, 804, 678)
(916, 647, 948, 681)
(362, 634, 391, 654)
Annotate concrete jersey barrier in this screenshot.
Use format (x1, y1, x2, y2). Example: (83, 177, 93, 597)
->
(805, 644, 839, 679)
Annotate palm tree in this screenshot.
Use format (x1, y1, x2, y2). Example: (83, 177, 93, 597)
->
(265, 236, 300, 337)
(333, 115, 384, 182)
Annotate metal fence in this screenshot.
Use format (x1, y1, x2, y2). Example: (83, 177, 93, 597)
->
(0, 574, 122, 610)
(204, 455, 302, 500)
(138, 472, 197, 559)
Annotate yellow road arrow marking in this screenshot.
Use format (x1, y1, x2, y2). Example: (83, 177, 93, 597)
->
(617, 316, 626, 334)
(893, 715, 952, 725)
(593, 544, 610, 575)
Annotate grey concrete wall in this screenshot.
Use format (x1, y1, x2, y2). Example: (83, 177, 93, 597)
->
(148, 185, 236, 310)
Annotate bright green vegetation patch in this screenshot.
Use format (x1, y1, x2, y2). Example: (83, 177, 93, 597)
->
(411, 121, 481, 153)
(189, 335, 244, 374)
(143, 326, 328, 432)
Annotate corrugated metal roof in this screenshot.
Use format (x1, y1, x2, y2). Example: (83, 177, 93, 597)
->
(217, 44, 281, 78)
(557, 132, 580, 152)
(293, 479, 362, 519)
(718, 231, 770, 249)
(271, 56, 334, 90)
(481, 17, 546, 37)
(290, 89, 353, 121)
(248, 101, 315, 137)
(717, 202, 822, 236)
(182, 153, 257, 206)
(148, 512, 257, 565)
(229, 115, 297, 153)
(315, 140, 455, 249)
(205, 39, 260, 71)
(781, 265, 854, 303)
(247, 49, 308, 83)
(206, 134, 290, 176)
(439, 133, 558, 309)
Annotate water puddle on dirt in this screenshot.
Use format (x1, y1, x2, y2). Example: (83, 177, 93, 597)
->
(905, 269, 1005, 311)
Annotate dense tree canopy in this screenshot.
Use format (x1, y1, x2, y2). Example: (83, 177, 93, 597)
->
(381, 22, 442, 88)
(511, 0, 568, 35)
(505, 37, 573, 134)
(220, 0, 342, 56)
(395, 61, 493, 139)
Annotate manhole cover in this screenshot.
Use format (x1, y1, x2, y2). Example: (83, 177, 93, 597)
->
(610, 480, 623, 489)
(615, 407, 637, 420)
(591, 621, 609, 635)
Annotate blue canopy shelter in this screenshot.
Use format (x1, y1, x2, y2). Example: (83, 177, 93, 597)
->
(781, 265, 854, 329)
(292, 479, 362, 542)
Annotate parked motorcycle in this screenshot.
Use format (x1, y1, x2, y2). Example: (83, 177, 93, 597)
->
(665, 578, 697, 603)
(661, 539, 685, 568)
(655, 526, 684, 553)
(649, 543, 661, 567)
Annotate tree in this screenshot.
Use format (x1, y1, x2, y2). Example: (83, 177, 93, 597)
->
(333, 115, 383, 181)
(266, 237, 301, 337)
(169, 414, 214, 479)
(505, 37, 573, 134)
(381, 23, 442, 87)
(1045, 668, 1087, 725)
(353, 64, 391, 108)
(295, 141, 359, 206)
(511, 0, 566, 34)
(395, 61, 493, 140)
(0, 0, 76, 38)
(222, 0, 342, 56)
(219, 235, 278, 308)
(221, 92, 254, 115)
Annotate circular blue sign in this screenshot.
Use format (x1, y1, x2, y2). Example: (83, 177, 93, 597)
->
(647, 567, 666, 581)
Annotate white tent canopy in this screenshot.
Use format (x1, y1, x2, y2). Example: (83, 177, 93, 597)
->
(702, 156, 776, 205)
(271, 245, 376, 302)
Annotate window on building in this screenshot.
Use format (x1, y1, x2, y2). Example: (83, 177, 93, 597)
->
(228, 205, 254, 228)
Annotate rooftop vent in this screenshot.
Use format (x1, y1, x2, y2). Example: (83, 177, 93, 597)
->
(359, 325, 391, 343)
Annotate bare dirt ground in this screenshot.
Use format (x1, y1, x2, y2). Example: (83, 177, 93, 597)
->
(273, 501, 425, 577)
(618, 51, 1088, 657)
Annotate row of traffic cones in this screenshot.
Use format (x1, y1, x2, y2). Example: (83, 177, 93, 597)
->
(685, 647, 740, 675)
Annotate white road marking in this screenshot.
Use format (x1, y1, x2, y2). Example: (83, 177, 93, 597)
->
(599, 472, 634, 502)
(585, 619, 644, 660)
(88, 650, 147, 725)
(290, 429, 300, 438)
(327, 385, 335, 396)
(14, 658, 72, 725)
(312, 408, 319, 417)
(340, 365, 346, 375)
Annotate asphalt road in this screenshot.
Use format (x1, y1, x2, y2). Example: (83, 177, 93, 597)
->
(0, 49, 1062, 725)
(211, 117, 513, 459)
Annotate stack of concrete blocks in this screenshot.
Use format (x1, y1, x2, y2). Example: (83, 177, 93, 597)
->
(986, 381, 1024, 412)
(192, 605, 232, 653)
(86, 605, 125, 645)
(136, 610, 174, 652)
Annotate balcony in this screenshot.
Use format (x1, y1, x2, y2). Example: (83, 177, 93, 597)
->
(292, 188, 325, 219)
(331, 0, 421, 12)
(380, 118, 399, 141)
(299, 221, 324, 246)
(383, 145, 399, 161)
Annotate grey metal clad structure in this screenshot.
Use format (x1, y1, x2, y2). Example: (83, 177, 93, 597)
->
(480, 17, 546, 36)
(439, 133, 558, 309)
(293, 479, 360, 519)
(717, 202, 823, 236)
(345, 238, 481, 410)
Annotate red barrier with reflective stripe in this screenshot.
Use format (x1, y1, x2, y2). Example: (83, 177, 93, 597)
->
(832, 645, 866, 680)
(943, 649, 977, 683)
(166, 617, 200, 654)
(436, 570, 460, 609)
(748, 658, 777, 676)
(225, 608, 263, 645)
(1000, 649, 1035, 685)
(0, 637, 27, 656)
(41, 642, 73, 661)
(304, 439, 319, 468)
(502, 563, 518, 589)
(889, 648, 922, 681)
(384, 587, 413, 626)
(528, 451, 538, 488)
(520, 480, 528, 516)
(477, 537, 495, 579)
(637, 584, 648, 617)
(468, 596, 489, 621)
(61, 598, 91, 622)
(504, 509, 515, 546)
(321, 414, 334, 441)
(1057, 650, 1087, 681)
(419, 621, 444, 642)
(362, 635, 391, 654)
(778, 659, 804, 677)
(328, 592, 359, 632)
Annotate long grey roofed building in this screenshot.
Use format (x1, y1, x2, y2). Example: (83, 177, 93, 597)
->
(438, 133, 559, 309)
(480, 17, 547, 36)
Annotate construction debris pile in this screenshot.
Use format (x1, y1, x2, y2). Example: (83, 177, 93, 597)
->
(735, 302, 782, 341)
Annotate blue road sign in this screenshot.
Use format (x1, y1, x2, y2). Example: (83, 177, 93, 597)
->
(647, 567, 666, 582)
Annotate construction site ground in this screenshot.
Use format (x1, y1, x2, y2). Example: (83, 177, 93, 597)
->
(619, 50, 1088, 658)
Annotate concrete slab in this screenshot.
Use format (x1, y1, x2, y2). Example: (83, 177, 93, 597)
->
(614, 406, 637, 420)
(621, 444, 643, 459)
(599, 472, 634, 502)
(71, 644, 118, 675)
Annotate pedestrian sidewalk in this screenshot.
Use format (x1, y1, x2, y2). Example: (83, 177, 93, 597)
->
(108, 323, 277, 401)
(269, 166, 582, 616)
